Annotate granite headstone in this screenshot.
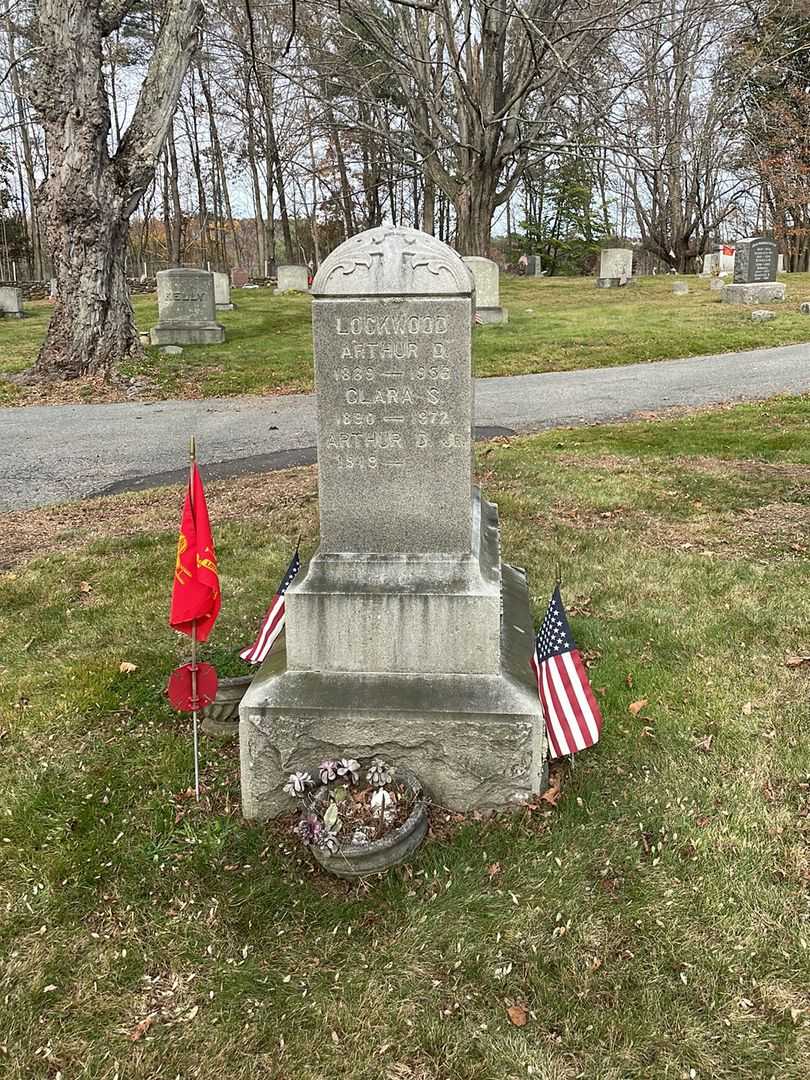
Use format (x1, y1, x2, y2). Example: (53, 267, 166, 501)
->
(0, 286, 24, 318)
(239, 225, 545, 818)
(597, 248, 633, 287)
(213, 271, 235, 311)
(231, 266, 249, 287)
(722, 237, 784, 305)
(275, 265, 309, 294)
(462, 256, 508, 324)
(525, 254, 542, 277)
(149, 268, 225, 345)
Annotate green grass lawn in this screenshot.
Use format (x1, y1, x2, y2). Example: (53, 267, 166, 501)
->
(1, 398, 809, 1078)
(3, 273, 810, 405)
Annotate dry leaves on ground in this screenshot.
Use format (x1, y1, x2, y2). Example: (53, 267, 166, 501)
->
(506, 1004, 529, 1027)
(629, 699, 648, 716)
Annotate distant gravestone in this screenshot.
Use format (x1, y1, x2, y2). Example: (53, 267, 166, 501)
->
(149, 269, 225, 345)
(0, 286, 24, 318)
(49, 278, 57, 300)
(274, 265, 309, 294)
(213, 271, 235, 311)
(722, 238, 784, 305)
(525, 254, 542, 277)
(239, 225, 544, 819)
(463, 256, 508, 324)
(709, 277, 724, 292)
(672, 282, 689, 295)
(778, 254, 786, 273)
(597, 248, 633, 288)
(231, 266, 249, 288)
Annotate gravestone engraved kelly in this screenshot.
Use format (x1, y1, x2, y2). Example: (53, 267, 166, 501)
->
(0, 286, 24, 318)
(463, 257, 508, 324)
(597, 248, 633, 288)
(722, 237, 784, 305)
(275, 264, 309, 294)
(240, 225, 544, 817)
(213, 271, 235, 311)
(149, 268, 225, 345)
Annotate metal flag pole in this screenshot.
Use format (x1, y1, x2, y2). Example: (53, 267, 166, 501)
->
(189, 435, 200, 801)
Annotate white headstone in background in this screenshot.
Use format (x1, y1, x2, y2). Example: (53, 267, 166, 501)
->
(213, 271, 235, 310)
(275, 265, 310, 294)
(597, 248, 633, 287)
(462, 256, 508, 324)
(0, 286, 24, 318)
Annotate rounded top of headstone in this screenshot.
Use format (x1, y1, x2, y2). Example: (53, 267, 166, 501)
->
(157, 267, 212, 279)
(312, 226, 473, 297)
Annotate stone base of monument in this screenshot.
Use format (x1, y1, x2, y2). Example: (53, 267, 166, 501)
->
(216, 302, 236, 311)
(596, 277, 628, 288)
(721, 282, 785, 305)
(240, 495, 546, 819)
(149, 322, 225, 345)
(476, 306, 509, 325)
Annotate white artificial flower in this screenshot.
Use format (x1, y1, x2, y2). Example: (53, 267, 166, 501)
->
(283, 771, 313, 798)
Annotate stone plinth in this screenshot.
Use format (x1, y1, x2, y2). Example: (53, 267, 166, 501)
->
(150, 269, 224, 345)
(463, 256, 508, 324)
(721, 282, 785, 306)
(213, 271, 235, 311)
(0, 286, 24, 318)
(275, 264, 309, 294)
(597, 248, 633, 287)
(240, 225, 545, 818)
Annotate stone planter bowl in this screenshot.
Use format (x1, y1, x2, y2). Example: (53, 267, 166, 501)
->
(307, 768, 429, 879)
(200, 675, 252, 737)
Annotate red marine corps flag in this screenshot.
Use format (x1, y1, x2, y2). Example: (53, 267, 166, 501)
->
(167, 440, 220, 800)
(170, 458, 221, 641)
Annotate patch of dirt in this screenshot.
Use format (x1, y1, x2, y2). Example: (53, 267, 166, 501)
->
(544, 498, 809, 560)
(1, 465, 318, 571)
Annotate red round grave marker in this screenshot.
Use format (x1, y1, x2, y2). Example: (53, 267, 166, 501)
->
(167, 662, 218, 712)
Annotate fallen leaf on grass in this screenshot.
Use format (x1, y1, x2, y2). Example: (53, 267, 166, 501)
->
(625, 673, 634, 689)
(130, 1015, 154, 1041)
(786, 655, 810, 669)
(119, 661, 138, 674)
(506, 1004, 528, 1027)
(184, 1005, 199, 1022)
(540, 783, 562, 807)
(79, 581, 92, 594)
(693, 734, 713, 753)
(741, 701, 753, 717)
(629, 699, 648, 716)
(487, 862, 502, 881)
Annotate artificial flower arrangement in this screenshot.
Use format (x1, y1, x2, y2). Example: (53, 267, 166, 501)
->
(284, 757, 418, 855)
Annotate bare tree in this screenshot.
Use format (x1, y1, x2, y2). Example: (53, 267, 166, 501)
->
(24, 0, 201, 381)
(337, 0, 622, 254)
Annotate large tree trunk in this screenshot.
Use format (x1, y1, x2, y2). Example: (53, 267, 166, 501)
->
(454, 183, 495, 256)
(39, 182, 137, 379)
(29, 0, 201, 382)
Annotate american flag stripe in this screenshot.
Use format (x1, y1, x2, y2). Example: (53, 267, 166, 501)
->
(561, 652, 601, 744)
(534, 656, 565, 758)
(240, 548, 301, 665)
(532, 585, 603, 759)
(546, 655, 586, 752)
(239, 595, 285, 663)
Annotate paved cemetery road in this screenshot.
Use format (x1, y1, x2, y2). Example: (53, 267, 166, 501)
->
(1, 341, 809, 511)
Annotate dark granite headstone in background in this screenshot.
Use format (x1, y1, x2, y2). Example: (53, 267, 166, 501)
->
(733, 238, 778, 284)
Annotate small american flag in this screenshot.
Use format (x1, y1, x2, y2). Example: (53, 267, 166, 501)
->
(474, 311, 482, 325)
(531, 586, 603, 758)
(240, 547, 301, 664)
